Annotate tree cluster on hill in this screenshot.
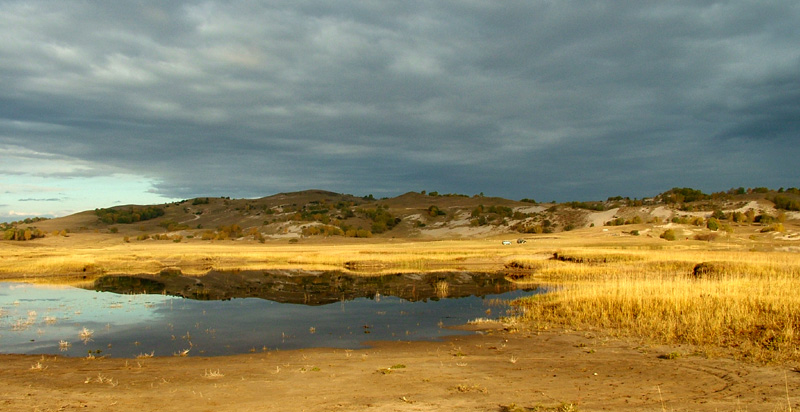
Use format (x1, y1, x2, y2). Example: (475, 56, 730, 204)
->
(3, 227, 45, 241)
(771, 195, 800, 211)
(302, 224, 344, 237)
(424, 191, 469, 198)
(512, 217, 556, 234)
(290, 207, 332, 224)
(134, 233, 184, 242)
(95, 206, 165, 224)
(567, 201, 606, 211)
(657, 187, 708, 203)
(1, 217, 49, 229)
(605, 216, 643, 226)
(158, 219, 190, 232)
(360, 206, 399, 234)
(470, 204, 516, 226)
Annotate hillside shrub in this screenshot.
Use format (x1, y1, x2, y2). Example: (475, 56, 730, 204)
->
(216, 224, 243, 239)
(772, 195, 800, 211)
(755, 214, 776, 225)
(427, 205, 446, 217)
(471, 206, 483, 218)
(303, 225, 345, 237)
(730, 211, 748, 223)
(471, 215, 488, 226)
(158, 220, 190, 232)
(567, 201, 605, 211)
(660, 229, 677, 241)
(488, 205, 513, 218)
(761, 223, 785, 233)
(694, 233, 718, 242)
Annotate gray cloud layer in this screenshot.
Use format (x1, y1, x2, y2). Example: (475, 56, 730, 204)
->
(1, 1, 798, 201)
(18, 198, 62, 202)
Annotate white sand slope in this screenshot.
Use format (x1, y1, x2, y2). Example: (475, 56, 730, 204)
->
(585, 208, 619, 228)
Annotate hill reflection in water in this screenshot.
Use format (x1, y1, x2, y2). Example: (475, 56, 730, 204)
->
(88, 270, 531, 305)
(1, 272, 539, 358)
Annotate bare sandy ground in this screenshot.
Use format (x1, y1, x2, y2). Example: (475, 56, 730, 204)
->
(4, 324, 798, 412)
(585, 209, 620, 229)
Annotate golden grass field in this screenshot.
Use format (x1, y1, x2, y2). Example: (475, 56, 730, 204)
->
(510, 248, 800, 365)
(2, 224, 799, 368)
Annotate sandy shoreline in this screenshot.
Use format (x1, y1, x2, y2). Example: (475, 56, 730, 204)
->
(4, 323, 798, 411)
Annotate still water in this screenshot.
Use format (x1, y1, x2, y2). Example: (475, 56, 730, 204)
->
(0, 271, 539, 358)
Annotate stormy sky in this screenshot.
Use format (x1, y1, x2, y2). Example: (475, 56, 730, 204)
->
(1, 1, 798, 220)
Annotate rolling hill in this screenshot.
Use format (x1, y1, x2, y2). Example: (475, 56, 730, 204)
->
(4, 187, 800, 243)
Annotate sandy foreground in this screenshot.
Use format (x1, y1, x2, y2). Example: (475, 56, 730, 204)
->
(3, 323, 798, 412)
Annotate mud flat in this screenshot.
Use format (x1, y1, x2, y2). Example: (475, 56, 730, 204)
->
(3, 324, 798, 411)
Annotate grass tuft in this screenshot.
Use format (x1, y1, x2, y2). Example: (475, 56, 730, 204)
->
(203, 369, 224, 379)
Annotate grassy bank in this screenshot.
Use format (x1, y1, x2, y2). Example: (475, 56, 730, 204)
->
(512, 249, 800, 364)
(0, 234, 534, 279)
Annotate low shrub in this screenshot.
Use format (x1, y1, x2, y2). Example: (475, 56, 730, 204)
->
(660, 229, 676, 241)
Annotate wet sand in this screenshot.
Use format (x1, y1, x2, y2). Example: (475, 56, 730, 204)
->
(3, 324, 798, 412)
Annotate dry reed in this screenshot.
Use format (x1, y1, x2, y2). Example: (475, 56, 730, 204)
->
(514, 249, 800, 364)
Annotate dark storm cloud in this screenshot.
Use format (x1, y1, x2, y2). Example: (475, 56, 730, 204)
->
(1, 1, 798, 202)
(18, 198, 61, 202)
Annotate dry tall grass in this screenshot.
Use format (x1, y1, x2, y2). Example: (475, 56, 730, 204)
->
(0, 236, 526, 279)
(512, 248, 800, 364)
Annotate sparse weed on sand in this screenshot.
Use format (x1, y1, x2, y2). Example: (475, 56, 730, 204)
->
(78, 327, 94, 343)
(174, 348, 190, 357)
(203, 369, 224, 379)
(85, 373, 118, 386)
(500, 402, 579, 412)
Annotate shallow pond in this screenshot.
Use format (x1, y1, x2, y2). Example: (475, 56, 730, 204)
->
(0, 271, 540, 358)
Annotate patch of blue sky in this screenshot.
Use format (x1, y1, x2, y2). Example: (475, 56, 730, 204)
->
(0, 173, 178, 221)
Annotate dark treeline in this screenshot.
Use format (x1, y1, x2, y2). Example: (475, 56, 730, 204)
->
(95, 206, 165, 224)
